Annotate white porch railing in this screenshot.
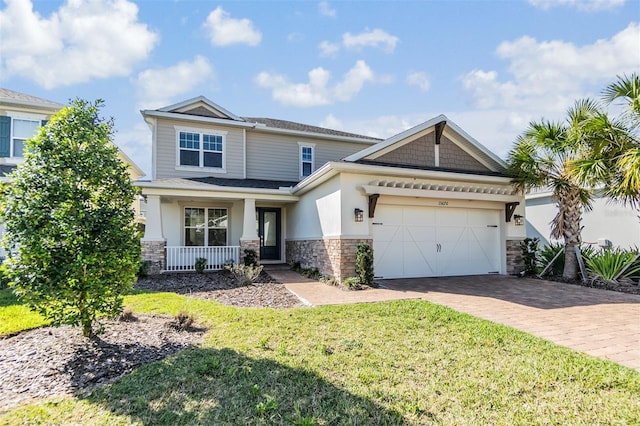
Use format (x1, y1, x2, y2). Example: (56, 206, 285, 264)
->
(166, 246, 240, 272)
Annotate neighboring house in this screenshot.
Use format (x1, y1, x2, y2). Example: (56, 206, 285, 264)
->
(526, 189, 639, 250)
(0, 88, 145, 257)
(138, 97, 526, 280)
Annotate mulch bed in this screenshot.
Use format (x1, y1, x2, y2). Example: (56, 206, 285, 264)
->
(536, 276, 640, 295)
(135, 270, 305, 309)
(0, 270, 304, 411)
(0, 314, 206, 411)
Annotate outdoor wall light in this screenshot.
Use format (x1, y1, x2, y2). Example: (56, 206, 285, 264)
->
(513, 214, 524, 226)
(354, 208, 364, 222)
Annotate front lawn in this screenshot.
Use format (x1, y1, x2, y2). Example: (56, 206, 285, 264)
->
(1, 291, 638, 425)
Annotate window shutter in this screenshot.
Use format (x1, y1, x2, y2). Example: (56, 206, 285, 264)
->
(0, 116, 10, 158)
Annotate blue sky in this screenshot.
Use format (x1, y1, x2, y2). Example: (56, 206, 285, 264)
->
(1, 0, 638, 177)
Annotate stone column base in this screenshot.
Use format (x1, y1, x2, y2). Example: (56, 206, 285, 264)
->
(506, 239, 525, 275)
(141, 240, 166, 274)
(240, 240, 260, 265)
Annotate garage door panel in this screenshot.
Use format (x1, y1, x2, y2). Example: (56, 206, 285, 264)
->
(403, 206, 436, 226)
(373, 205, 501, 278)
(403, 241, 437, 277)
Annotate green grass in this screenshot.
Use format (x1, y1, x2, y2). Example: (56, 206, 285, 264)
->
(0, 289, 49, 335)
(1, 292, 639, 425)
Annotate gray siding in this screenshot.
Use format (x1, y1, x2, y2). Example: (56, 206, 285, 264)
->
(246, 132, 369, 181)
(373, 133, 491, 173)
(439, 135, 490, 172)
(155, 117, 245, 179)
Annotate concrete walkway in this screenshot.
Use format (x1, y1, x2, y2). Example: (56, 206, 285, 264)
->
(266, 266, 640, 371)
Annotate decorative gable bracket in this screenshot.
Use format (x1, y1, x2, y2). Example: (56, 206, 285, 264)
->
(505, 202, 520, 222)
(368, 194, 380, 218)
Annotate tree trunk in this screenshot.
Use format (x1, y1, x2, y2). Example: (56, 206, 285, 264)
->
(551, 186, 582, 281)
(81, 318, 94, 338)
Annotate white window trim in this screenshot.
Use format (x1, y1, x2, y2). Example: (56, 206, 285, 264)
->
(183, 206, 230, 246)
(298, 142, 316, 178)
(174, 125, 227, 173)
(7, 111, 46, 159)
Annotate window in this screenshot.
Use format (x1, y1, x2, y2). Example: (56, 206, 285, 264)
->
(12, 119, 39, 157)
(184, 207, 228, 246)
(300, 144, 314, 177)
(0, 116, 43, 158)
(177, 128, 225, 169)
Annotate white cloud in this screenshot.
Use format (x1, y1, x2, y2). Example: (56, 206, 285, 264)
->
(462, 23, 640, 115)
(319, 28, 399, 55)
(135, 55, 215, 110)
(318, 1, 336, 17)
(256, 60, 377, 107)
(529, 0, 625, 11)
(0, 0, 158, 89)
(343, 28, 399, 53)
(319, 40, 340, 57)
(203, 6, 261, 47)
(406, 71, 431, 92)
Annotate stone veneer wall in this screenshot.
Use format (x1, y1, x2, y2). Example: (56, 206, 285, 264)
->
(286, 238, 373, 283)
(240, 240, 260, 264)
(506, 239, 525, 275)
(142, 240, 166, 274)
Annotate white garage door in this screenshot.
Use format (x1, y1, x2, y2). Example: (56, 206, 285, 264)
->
(372, 205, 501, 278)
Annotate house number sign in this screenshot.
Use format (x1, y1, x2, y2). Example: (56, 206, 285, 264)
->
(438, 201, 449, 206)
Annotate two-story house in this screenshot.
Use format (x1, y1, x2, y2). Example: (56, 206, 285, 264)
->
(0, 88, 145, 258)
(138, 97, 526, 281)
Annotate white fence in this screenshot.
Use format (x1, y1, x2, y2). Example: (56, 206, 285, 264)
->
(166, 246, 240, 272)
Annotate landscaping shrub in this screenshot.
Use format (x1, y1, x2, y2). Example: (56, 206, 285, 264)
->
(586, 248, 640, 282)
(520, 237, 540, 276)
(243, 249, 258, 267)
(137, 260, 152, 278)
(226, 263, 264, 286)
(195, 257, 207, 274)
(168, 311, 195, 331)
(342, 277, 362, 290)
(539, 243, 565, 277)
(355, 243, 374, 286)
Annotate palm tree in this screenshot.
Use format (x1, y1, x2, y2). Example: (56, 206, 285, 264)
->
(571, 75, 640, 211)
(507, 101, 599, 281)
(601, 73, 640, 208)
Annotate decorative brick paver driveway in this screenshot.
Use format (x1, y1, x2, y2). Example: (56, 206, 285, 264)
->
(380, 276, 640, 371)
(272, 267, 640, 371)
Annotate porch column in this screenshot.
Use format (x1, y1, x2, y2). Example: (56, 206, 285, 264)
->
(240, 198, 260, 263)
(141, 194, 166, 274)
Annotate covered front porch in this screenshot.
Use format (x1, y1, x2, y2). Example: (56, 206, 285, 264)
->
(138, 179, 298, 273)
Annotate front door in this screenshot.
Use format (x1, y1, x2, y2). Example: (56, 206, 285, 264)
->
(257, 208, 281, 260)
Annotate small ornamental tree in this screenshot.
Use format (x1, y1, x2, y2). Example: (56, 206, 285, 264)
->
(0, 99, 140, 337)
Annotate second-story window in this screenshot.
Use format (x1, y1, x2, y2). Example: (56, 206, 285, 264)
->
(12, 119, 40, 158)
(177, 128, 225, 169)
(300, 144, 314, 177)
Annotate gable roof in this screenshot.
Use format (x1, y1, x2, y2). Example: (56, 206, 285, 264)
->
(0, 88, 64, 111)
(144, 97, 380, 144)
(343, 114, 506, 172)
(158, 96, 244, 121)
